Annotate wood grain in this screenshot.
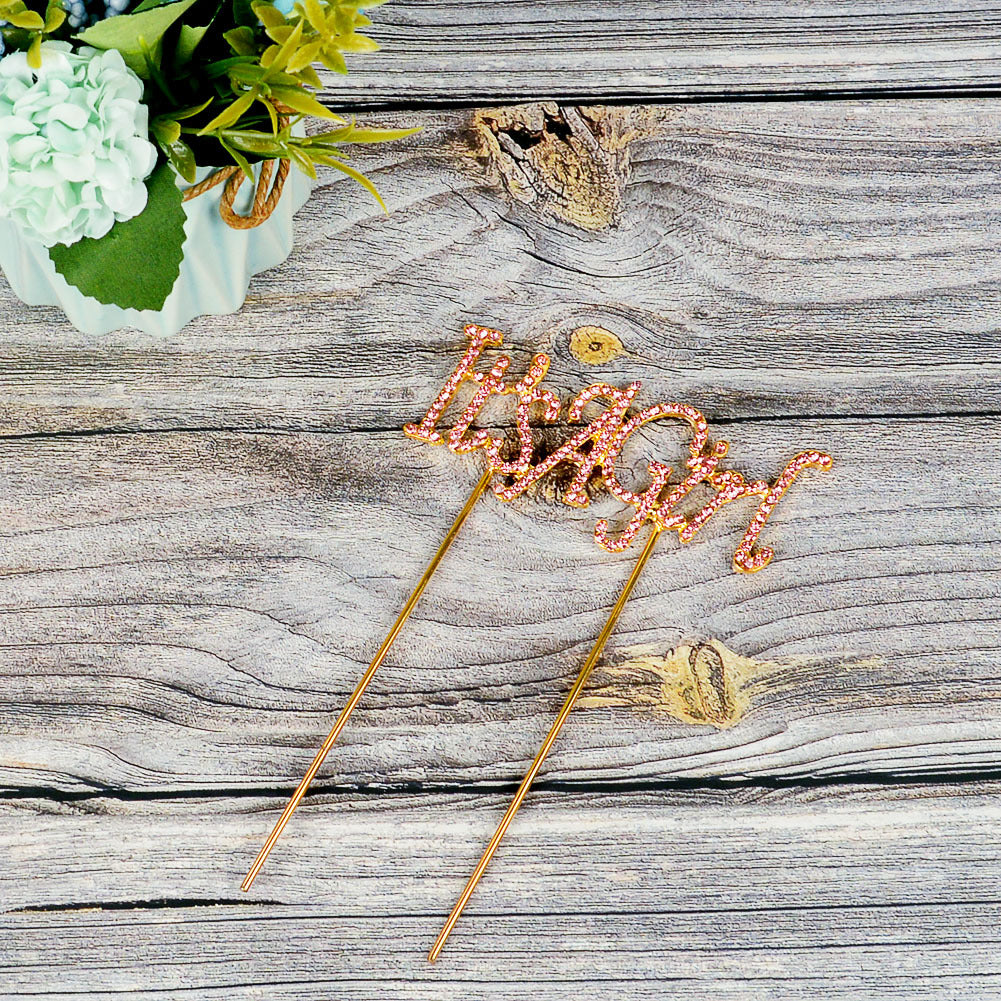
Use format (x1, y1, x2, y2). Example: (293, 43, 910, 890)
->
(0, 413, 996, 797)
(3, 785, 1001, 998)
(312, 1, 1001, 104)
(2, 81, 1000, 1000)
(2, 100, 1001, 436)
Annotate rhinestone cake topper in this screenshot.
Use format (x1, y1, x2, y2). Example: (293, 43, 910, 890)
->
(405, 323, 831, 572)
(241, 323, 832, 961)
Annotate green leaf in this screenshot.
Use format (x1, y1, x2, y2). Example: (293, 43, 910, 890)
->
(197, 88, 256, 133)
(339, 32, 379, 53)
(263, 23, 293, 42)
(287, 146, 317, 180)
(219, 129, 284, 155)
(269, 85, 340, 119)
(300, 0, 323, 28)
(42, 0, 65, 31)
(6, 9, 43, 27)
(223, 24, 255, 54)
(286, 37, 322, 74)
(76, 0, 199, 78)
(140, 35, 176, 100)
(262, 16, 301, 72)
(164, 97, 214, 121)
(261, 97, 279, 131)
(312, 123, 421, 145)
(219, 138, 255, 180)
(48, 165, 187, 312)
(174, 22, 210, 66)
(162, 138, 197, 182)
(221, 64, 267, 88)
(331, 7, 350, 33)
(232, 0, 256, 26)
(321, 156, 385, 211)
(132, 0, 185, 13)
(318, 48, 347, 74)
(294, 64, 322, 89)
(252, 1, 285, 28)
(151, 117, 182, 144)
(204, 54, 254, 78)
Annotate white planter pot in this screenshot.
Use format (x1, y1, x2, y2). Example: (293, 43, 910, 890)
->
(0, 160, 314, 338)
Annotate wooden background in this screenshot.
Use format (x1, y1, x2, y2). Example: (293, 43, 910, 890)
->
(3, 2, 1001, 997)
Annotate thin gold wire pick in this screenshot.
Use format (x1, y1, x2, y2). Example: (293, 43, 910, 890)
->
(241, 465, 492, 891)
(241, 323, 542, 888)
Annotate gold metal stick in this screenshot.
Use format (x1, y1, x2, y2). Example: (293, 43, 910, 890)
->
(242, 466, 494, 892)
(428, 525, 663, 962)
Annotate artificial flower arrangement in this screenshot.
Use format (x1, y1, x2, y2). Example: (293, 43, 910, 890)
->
(0, 0, 413, 334)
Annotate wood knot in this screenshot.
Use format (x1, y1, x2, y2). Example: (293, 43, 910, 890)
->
(683, 642, 735, 726)
(579, 639, 764, 729)
(569, 326, 625, 365)
(473, 103, 639, 232)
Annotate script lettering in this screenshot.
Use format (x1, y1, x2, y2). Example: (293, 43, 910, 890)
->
(406, 328, 832, 572)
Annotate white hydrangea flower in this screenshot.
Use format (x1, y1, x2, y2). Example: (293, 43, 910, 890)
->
(0, 41, 158, 247)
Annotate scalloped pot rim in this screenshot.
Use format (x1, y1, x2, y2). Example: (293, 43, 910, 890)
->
(0, 162, 315, 338)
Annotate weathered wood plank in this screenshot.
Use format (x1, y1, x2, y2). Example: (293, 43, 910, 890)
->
(315, 1, 1001, 103)
(2, 101, 1001, 435)
(3, 785, 1000, 997)
(0, 414, 996, 795)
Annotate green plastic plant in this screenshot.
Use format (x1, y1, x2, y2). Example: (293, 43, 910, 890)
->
(0, 0, 417, 311)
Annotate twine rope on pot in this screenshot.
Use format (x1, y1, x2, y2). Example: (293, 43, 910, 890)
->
(181, 108, 292, 229)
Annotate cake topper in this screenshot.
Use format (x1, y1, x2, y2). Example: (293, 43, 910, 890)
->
(240, 324, 832, 961)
